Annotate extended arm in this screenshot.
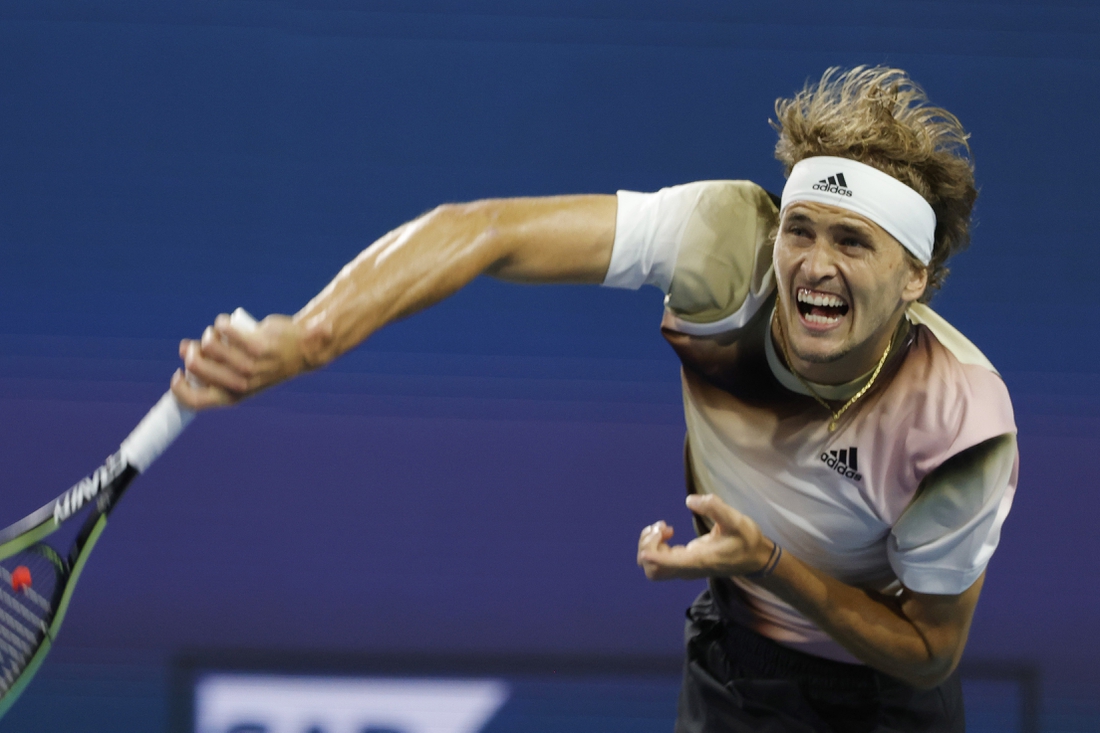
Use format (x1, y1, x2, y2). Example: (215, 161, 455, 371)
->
(172, 195, 616, 408)
(637, 493, 982, 688)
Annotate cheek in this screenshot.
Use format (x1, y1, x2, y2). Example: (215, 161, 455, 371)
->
(845, 269, 890, 310)
(849, 274, 904, 322)
(771, 243, 796, 286)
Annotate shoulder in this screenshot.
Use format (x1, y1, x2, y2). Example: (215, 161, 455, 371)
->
(659, 181, 778, 333)
(888, 304, 1016, 479)
(617, 179, 775, 224)
(607, 180, 775, 293)
(878, 307, 1019, 593)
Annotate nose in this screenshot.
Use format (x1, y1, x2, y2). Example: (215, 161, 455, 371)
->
(801, 238, 839, 282)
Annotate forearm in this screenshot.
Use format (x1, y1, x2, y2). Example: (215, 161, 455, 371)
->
(755, 550, 977, 687)
(173, 194, 615, 408)
(293, 195, 615, 368)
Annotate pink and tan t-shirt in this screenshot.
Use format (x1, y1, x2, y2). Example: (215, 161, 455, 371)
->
(604, 179, 1018, 664)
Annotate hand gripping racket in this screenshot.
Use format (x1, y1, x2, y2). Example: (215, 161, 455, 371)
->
(0, 308, 257, 718)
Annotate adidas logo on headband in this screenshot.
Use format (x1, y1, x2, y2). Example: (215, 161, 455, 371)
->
(812, 173, 853, 198)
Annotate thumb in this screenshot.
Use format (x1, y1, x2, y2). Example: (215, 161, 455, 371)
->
(685, 493, 742, 532)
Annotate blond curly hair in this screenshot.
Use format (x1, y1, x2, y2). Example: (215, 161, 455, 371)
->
(773, 67, 977, 300)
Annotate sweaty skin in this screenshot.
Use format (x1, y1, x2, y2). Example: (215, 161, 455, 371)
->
(172, 195, 616, 406)
(173, 194, 979, 689)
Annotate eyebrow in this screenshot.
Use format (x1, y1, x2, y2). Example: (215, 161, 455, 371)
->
(784, 210, 876, 238)
(832, 222, 874, 238)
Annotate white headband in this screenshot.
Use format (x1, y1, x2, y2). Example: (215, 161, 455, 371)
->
(780, 156, 936, 265)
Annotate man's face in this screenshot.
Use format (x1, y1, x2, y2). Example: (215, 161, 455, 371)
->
(772, 201, 928, 383)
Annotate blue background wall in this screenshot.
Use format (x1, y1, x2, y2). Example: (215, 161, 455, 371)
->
(0, 0, 1098, 725)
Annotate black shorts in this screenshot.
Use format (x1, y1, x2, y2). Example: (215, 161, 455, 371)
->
(676, 589, 965, 733)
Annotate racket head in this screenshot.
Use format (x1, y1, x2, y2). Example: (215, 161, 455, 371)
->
(0, 460, 136, 716)
(0, 530, 76, 716)
(0, 308, 255, 717)
(0, 509, 59, 564)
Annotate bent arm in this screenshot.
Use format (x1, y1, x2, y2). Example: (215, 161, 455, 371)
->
(638, 491, 985, 689)
(174, 194, 616, 406)
(639, 432, 1014, 687)
(754, 548, 983, 688)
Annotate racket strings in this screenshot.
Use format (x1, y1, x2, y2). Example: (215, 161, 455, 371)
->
(0, 553, 62, 695)
(0, 568, 49, 613)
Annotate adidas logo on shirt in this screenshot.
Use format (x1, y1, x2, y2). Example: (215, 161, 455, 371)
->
(812, 173, 853, 197)
(821, 447, 862, 481)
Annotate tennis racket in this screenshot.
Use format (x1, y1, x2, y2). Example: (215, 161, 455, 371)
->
(0, 308, 256, 718)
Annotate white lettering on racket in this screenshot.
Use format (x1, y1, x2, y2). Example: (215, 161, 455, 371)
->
(52, 453, 126, 524)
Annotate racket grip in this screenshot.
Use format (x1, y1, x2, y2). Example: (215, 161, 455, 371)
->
(119, 391, 196, 473)
(119, 308, 258, 473)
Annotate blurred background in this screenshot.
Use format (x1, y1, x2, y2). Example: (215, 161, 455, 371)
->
(0, 0, 1096, 731)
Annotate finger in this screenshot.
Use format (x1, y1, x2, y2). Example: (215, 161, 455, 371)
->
(213, 312, 264, 358)
(638, 542, 711, 581)
(199, 325, 257, 378)
(170, 369, 235, 410)
(685, 493, 743, 532)
(182, 341, 251, 393)
(637, 521, 674, 552)
(180, 337, 242, 387)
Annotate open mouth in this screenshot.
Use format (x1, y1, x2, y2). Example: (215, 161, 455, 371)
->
(796, 287, 849, 325)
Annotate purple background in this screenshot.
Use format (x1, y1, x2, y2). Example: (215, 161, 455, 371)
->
(0, 0, 1097, 695)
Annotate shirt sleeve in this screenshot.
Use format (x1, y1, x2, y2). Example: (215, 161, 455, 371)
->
(604, 180, 779, 338)
(887, 433, 1018, 595)
(602, 181, 711, 292)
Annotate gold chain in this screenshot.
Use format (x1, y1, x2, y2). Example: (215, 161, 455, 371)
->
(772, 303, 893, 432)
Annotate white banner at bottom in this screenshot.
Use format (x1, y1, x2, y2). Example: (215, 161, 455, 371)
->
(195, 674, 510, 733)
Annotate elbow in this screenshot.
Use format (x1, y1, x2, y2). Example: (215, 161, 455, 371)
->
(893, 644, 963, 690)
(902, 660, 958, 691)
(427, 200, 515, 273)
(429, 200, 506, 246)
(892, 605, 974, 690)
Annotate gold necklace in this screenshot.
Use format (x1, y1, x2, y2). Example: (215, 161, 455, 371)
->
(772, 304, 893, 432)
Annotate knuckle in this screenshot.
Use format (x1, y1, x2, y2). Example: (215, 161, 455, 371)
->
(244, 338, 265, 358)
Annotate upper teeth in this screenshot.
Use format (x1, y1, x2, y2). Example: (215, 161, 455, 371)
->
(797, 289, 845, 308)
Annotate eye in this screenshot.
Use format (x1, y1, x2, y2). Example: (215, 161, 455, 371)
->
(785, 224, 812, 239)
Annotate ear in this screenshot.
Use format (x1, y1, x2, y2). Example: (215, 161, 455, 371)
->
(901, 260, 928, 304)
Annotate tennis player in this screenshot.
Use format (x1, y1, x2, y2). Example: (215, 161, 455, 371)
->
(173, 67, 1016, 732)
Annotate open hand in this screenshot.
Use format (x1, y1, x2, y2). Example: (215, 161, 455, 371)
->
(637, 493, 774, 580)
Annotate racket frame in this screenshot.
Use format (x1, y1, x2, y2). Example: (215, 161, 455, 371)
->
(0, 307, 256, 718)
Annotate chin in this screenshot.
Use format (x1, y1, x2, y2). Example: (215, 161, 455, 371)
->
(790, 338, 849, 365)
(795, 349, 848, 366)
